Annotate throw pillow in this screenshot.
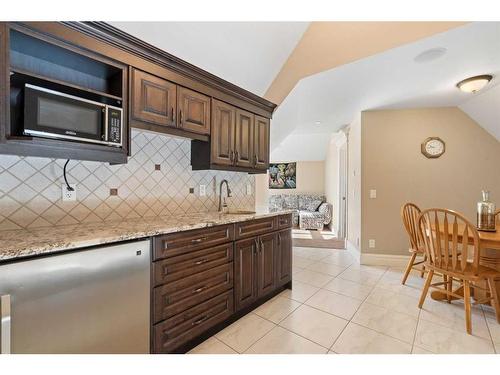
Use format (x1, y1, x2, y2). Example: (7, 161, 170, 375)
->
(306, 199, 323, 212)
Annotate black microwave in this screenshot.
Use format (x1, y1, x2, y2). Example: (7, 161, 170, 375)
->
(23, 84, 123, 147)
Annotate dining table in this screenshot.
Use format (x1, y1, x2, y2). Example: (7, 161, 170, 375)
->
(430, 224, 500, 303)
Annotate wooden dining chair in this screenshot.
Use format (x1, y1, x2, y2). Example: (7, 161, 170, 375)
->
(401, 203, 426, 285)
(417, 208, 500, 334)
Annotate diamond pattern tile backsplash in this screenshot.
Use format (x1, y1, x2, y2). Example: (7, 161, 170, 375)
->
(0, 129, 255, 231)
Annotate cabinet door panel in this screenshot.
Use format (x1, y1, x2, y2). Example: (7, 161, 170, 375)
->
(234, 237, 258, 311)
(276, 229, 292, 287)
(257, 232, 276, 297)
(234, 109, 254, 168)
(132, 69, 176, 127)
(177, 87, 210, 135)
(211, 99, 235, 166)
(254, 115, 270, 170)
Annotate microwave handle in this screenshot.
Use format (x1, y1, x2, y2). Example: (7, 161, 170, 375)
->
(103, 107, 108, 142)
(0, 294, 11, 354)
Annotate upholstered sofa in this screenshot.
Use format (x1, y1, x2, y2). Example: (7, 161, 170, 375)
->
(269, 194, 332, 230)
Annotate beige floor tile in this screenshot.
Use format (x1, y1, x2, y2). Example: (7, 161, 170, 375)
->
(305, 289, 362, 320)
(321, 252, 355, 267)
(292, 265, 304, 274)
(323, 277, 374, 300)
(279, 305, 349, 348)
(293, 255, 316, 268)
(215, 313, 275, 353)
(376, 271, 427, 299)
(328, 350, 338, 354)
(495, 341, 500, 354)
(253, 296, 301, 323)
(280, 280, 320, 302)
(411, 345, 434, 354)
(188, 337, 238, 354)
(365, 287, 421, 318)
(485, 313, 500, 344)
(352, 302, 418, 343)
(294, 269, 333, 287)
(338, 268, 383, 286)
(245, 326, 327, 354)
(348, 264, 388, 276)
(419, 298, 490, 340)
(332, 323, 412, 354)
(306, 261, 347, 277)
(414, 319, 495, 354)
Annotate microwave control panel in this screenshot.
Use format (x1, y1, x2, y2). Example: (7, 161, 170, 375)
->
(107, 107, 122, 145)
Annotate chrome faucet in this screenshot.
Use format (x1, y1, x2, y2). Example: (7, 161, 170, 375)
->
(218, 179, 232, 212)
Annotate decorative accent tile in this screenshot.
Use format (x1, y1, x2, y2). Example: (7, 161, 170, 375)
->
(0, 129, 255, 230)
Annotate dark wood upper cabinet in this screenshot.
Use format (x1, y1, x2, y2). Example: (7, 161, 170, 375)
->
(177, 86, 210, 135)
(257, 232, 276, 297)
(254, 115, 270, 170)
(210, 99, 236, 166)
(234, 109, 254, 169)
(234, 237, 258, 311)
(131, 68, 176, 128)
(275, 229, 292, 287)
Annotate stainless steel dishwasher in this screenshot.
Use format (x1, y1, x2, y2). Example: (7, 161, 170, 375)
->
(0, 239, 151, 354)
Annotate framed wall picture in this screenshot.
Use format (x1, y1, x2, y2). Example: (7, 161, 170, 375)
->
(269, 162, 296, 189)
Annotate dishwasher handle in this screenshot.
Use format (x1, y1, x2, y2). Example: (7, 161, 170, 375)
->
(0, 294, 11, 354)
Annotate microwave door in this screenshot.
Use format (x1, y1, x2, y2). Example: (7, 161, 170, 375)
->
(24, 85, 106, 144)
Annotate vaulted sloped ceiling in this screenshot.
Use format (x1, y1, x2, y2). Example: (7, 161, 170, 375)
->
(109, 22, 309, 96)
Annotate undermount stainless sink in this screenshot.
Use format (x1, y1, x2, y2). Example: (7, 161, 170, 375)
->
(223, 210, 256, 215)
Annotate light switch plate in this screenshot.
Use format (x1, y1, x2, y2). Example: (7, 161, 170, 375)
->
(62, 184, 76, 202)
(370, 189, 377, 199)
(369, 239, 376, 248)
(199, 185, 206, 197)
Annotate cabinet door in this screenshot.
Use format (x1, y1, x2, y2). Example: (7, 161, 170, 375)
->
(131, 69, 176, 127)
(177, 87, 211, 135)
(275, 229, 292, 287)
(234, 109, 254, 168)
(257, 232, 277, 297)
(211, 99, 236, 166)
(253, 115, 270, 170)
(234, 237, 258, 311)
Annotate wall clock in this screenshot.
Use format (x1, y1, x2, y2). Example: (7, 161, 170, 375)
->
(421, 137, 445, 158)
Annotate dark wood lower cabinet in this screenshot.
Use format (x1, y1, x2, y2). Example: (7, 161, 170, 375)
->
(151, 214, 292, 353)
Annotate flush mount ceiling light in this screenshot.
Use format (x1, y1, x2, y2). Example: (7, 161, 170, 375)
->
(315, 121, 321, 125)
(457, 75, 493, 93)
(414, 47, 447, 63)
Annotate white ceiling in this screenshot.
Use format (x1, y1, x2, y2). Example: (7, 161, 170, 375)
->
(110, 22, 309, 96)
(271, 22, 500, 160)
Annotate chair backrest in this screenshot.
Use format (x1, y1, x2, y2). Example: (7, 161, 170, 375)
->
(401, 203, 423, 251)
(496, 209, 500, 225)
(418, 208, 481, 275)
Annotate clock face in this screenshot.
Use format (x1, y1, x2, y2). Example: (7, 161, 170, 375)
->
(422, 137, 445, 158)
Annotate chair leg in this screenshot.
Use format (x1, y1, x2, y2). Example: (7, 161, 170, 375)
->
(420, 254, 426, 278)
(487, 278, 500, 323)
(402, 252, 417, 285)
(447, 276, 453, 303)
(419, 269, 434, 308)
(464, 280, 472, 334)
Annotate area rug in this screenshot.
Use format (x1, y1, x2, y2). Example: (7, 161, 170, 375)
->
(292, 228, 345, 249)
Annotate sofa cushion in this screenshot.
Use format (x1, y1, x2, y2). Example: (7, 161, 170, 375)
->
(269, 195, 284, 211)
(298, 195, 325, 210)
(282, 195, 299, 210)
(304, 199, 322, 212)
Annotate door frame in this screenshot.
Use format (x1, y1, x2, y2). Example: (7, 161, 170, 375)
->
(336, 132, 349, 239)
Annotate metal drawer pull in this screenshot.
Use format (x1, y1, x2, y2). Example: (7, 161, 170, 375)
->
(192, 315, 208, 326)
(194, 258, 209, 265)
(193, 286, 207, 294)
(1, 294, 11, 354)
(191, 237, 207, 244)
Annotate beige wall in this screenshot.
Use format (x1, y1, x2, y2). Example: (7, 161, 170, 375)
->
(348, 115, 362, 252)
(255, 161, 325, 210)
(361, 107, 500, 256)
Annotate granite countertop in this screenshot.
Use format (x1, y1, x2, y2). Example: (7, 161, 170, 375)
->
(0, 210, 293, 262)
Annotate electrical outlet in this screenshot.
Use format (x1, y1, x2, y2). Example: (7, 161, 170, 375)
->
(246, 184, 252, 195)
(61, 184, 76, 202)
(370, 189, 377, 199)
(199, 185, 206, 197)
(369, 239, 376, 248)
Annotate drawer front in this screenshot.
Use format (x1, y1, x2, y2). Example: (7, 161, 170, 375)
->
(154, 224, 234, 260)
(235, 217, 278, 239)
(278, 213, 293, 229)
(153, 263, 233, 323)
(153, 290, 234, 353)
(153, 243, 233, 286)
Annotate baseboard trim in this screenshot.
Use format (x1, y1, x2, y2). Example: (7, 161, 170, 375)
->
(345, 240, 361, 263)
(360, 252, 424, 267)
